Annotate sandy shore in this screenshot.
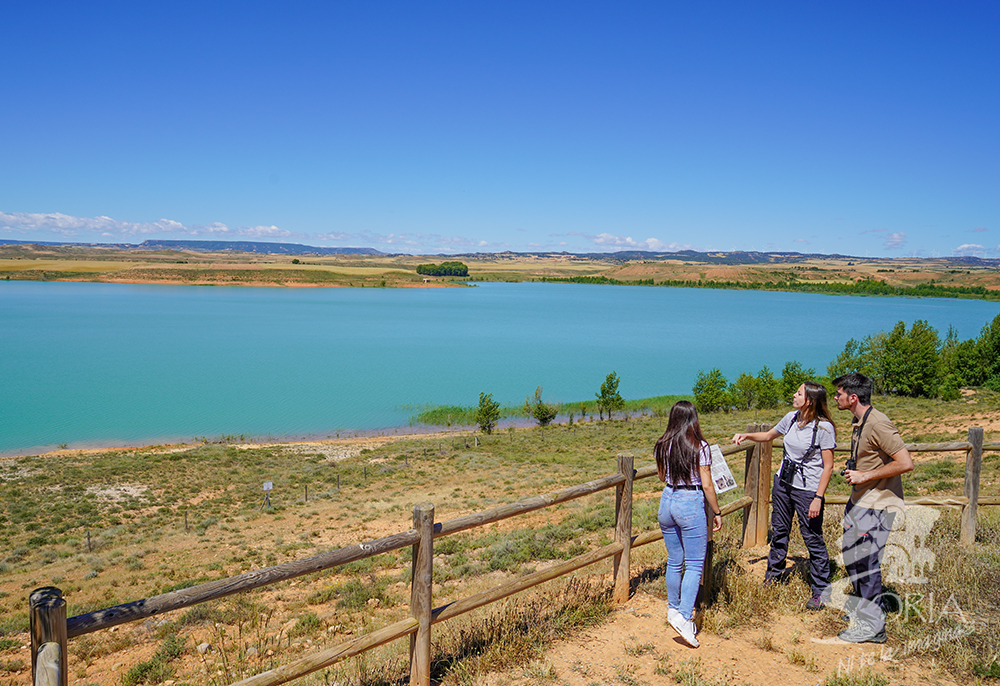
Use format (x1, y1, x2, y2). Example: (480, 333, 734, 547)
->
(10, 422, 480, 463)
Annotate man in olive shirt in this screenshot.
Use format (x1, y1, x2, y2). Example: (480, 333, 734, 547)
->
(833, 372, 914, 643)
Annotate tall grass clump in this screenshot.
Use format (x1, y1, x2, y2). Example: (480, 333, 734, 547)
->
(121, 634, 185, 686)
(823, 669, 890, 686)
(430, 577, 612, 686)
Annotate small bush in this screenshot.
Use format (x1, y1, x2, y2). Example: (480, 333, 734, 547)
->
(121, 634, 185, 685)
(0, 659, 25, 673)
(290, 611, 322, 637)
(308, 576, 392, 610)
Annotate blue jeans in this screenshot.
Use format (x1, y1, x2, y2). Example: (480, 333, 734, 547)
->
(658, 486, 708, 621)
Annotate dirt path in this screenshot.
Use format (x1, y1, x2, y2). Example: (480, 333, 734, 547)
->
(486, 590, 963, 686)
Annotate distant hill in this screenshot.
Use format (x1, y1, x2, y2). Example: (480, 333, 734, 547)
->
(448, 249, 1000, 267)
(0, 238, 383, 256)
(3, 238, 997, 267)
(134, 239, 383, 255)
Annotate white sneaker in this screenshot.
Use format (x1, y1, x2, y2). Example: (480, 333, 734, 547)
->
(667, 607, 682, 627)
(669, 614, 700, 648)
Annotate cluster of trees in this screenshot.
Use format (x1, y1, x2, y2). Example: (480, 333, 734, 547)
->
(474, 372, 626, 433)
(693, 313, 1000, 412)
(416, 261, 469, 277)
(829, 314, 1000, 400)
(693, 362, 815, 412)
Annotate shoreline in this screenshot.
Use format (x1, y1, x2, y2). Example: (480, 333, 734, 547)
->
(0, 426, 470, 462)
(5, 272, 1000, 302)
(2, 419, 543, 461)
(2, 412, 633, 461)
(0, 423, 474, 461)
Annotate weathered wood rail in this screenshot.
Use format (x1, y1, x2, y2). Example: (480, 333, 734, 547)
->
(29, 427, 997, 686)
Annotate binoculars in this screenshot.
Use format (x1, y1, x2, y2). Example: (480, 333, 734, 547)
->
(840, 457, 856, 476)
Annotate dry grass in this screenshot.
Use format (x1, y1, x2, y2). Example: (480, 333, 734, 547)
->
(0, 258, 137, 273)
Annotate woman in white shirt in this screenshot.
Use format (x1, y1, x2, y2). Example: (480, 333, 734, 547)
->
(733, 382, 836, 611)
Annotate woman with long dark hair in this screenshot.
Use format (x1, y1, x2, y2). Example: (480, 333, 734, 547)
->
(733, 382, 836, 610)
(656, 400, 723, 648)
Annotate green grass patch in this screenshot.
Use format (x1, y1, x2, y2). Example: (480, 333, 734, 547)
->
(121, 634, 185, 685)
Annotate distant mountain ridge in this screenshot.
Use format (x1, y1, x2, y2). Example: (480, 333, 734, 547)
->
(135, 239, 384, 255)
(448, 249, 1000, 266)
(1, 238, 997, 266)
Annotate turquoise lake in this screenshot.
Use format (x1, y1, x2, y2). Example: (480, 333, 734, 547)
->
(2, 280, 998, 456)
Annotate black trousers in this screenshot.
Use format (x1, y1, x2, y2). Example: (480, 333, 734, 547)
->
(842, 501, 895, 633)
(767, 474, 831, 596)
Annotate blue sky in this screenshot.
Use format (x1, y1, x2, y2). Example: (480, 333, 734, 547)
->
(2, 2, 997, 257)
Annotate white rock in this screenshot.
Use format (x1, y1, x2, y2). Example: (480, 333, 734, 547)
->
(197, 642, 211, 655)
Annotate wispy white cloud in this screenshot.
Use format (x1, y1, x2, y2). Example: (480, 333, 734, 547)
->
(969, 226, 988, 233)
(590, 233, 693, 251)
(884, 232, 907, 250)
(953, 243, 985, 256)
(0, 211, 294, 241)
(237, 225, 292, 239)
(0, 212, 188, 238)
(314, 231, 353, 242)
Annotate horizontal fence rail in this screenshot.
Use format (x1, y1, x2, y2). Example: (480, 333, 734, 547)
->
(30, 426, 995, 686)
(67, 529, 421, 637)
(435, 473, 625, 537)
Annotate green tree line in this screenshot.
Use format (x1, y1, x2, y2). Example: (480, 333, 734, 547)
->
(542, 275, 1000, 302)
(416, 261, 469, 277)
(693, 313, 1000, 411)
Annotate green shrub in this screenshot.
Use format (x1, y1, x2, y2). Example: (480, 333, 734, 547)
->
(525, 386, 558, 426)
(290, 611, 322, 637)
(121, 634, 184, 685)
(476, 392, 502, 434)
(693, 369, 729, 412)
(308, 576, 392, 610)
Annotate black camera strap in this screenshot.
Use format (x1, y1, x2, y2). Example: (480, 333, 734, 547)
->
(782, 412, 821, 486)
(850, 406, 873, 466)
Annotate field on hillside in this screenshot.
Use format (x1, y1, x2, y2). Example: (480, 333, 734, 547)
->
(1, 394, 999, 685)
(2, 243, 999, 294)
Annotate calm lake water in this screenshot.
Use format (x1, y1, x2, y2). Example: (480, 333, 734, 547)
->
(2, 280, 998, 455)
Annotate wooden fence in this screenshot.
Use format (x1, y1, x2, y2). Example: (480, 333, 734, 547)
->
(28, 427, 998, 686)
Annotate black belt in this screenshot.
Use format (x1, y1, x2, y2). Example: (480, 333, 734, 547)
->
(667, 484, 700, 490)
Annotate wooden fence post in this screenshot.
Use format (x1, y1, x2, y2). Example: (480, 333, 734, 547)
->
(742, 423, 762, 548)
(755, 425, 773, 547)
(30, 587, 67, 686)
(961, 427, 984, 546)
(409, 503, 434, 686)
(613, 452, 634, 604)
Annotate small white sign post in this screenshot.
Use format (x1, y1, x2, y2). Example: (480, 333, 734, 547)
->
(260, 481, 273, 511)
